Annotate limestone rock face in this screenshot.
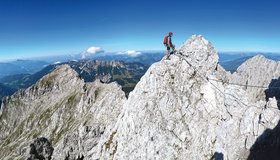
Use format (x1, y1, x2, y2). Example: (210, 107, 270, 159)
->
(231, 55, 280, 102)
(178, 35, 219, 76)
(1, 35, 280, 160)
(96, 35, 280, 160)
(0, 65, 126, 159)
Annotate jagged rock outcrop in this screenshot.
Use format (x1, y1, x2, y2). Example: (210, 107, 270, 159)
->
(231, 55, 280, 103)
(1, 35, 280, 160)
(0, 64, 126, 159)
(95, 35, 280, 159)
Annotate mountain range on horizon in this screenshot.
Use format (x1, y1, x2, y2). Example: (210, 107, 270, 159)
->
(0, 60, 147, 101)
(2, 50, 280, 104)
(1, 50, 280, 79)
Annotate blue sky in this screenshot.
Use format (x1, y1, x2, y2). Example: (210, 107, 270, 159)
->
(0, 0, 279, 60)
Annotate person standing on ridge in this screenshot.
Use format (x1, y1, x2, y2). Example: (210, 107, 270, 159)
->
(163, 32, 175, 60)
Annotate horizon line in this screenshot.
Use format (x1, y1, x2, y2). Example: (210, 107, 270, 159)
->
(1, 50, 280, 63)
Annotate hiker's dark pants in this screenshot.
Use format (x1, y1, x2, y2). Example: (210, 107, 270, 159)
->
(166, 44, 173, 50)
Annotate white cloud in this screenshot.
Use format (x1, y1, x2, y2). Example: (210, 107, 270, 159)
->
(53, 61, 61, 64)
(81, 46, 104, 59)
(118, 50, 142, 57)
(86, 46, 104, 54)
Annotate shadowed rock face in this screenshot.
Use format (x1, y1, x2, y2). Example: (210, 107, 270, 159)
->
(27, 137, 53, 160)
(210, 152, 224, 160)
(248, 120, 280, 160)
(1, 35, 280, 160)
(265, 77, 280, 109)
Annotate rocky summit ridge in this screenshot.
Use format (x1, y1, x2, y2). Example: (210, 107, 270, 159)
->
(1, 35, 280, 160)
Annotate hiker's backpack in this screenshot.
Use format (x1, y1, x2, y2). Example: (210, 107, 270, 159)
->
(163, 36, 168, 45)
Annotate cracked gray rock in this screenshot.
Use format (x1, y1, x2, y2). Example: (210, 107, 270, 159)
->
(95, 35, 280, 160)
(0, 64, 126, 159)
(231, 55, 280, 102)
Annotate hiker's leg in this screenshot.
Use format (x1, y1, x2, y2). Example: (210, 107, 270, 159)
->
(172, 45, 175, 52)
(167, 50, 170, 58)
(166, 46, 170, 58)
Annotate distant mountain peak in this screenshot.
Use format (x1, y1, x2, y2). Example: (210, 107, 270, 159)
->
(36, 64, 80, 88)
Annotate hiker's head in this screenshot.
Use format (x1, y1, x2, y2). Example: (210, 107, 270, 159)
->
(169, 32, 173, 36)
